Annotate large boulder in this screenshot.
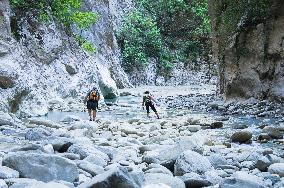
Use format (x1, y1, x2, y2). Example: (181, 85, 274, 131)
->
(231, 131, 252, 143)
(144, 173, 185, 188)
(8, 179, 70, 188)
(0, 112, 16, 126)
(220, 171, 266, 188)
(179, 172, 212, 188)
(25, 127, 52, 141)
(0, 166, 19, 179)
(174, 150, 213, 176)
(0, 179, 7, 188)
(2, 152, 79, 182)
(78, 166, 143, 188)
(97, 62, 119, 100)
(268, 163, 284, 177)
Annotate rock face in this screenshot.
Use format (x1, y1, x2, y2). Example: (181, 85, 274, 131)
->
(78, 166, 143, 188)
(0, 0, 133, 116)
(209, 0, 284, 101)
(2, 153, 79, 182)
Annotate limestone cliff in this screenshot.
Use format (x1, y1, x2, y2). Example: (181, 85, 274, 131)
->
(209, 0, 284, 101)
(0, 0, 133, 117)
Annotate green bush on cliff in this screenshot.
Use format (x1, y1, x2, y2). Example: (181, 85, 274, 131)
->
(117, 0, 211, 74)
(10, 0, 97, 54)
(214, 0, 269, 33)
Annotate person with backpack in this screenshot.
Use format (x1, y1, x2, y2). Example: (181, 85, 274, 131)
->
(85, 86, 101, 121)
(142, 91, 160, 119)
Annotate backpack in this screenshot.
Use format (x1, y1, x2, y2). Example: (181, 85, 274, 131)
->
(89, 90, 100, 101)
(144, 94, 152, 103)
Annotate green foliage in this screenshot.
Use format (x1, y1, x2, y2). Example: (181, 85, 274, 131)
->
(10, 0, 97, 54)
(117, 11, 164, 72)
(75, 35, 97, 54)
(10, 0, 97, 30)
(215, 0, 269, 34)
(118, 0, 211, 74)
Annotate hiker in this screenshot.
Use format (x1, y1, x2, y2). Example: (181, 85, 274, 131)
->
(85, 86, 101, 121)
(142, 91, 160, 119)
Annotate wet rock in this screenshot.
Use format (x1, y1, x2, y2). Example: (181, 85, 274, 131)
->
(179, 172, 212, 188)
(78, 166, 142, 188)
(268, 163, 284, 177)
(0, 166, 19, 179)
(231, 131, 252, 143)
(174, 150, 213, 176)
(220, 171, 266, 188)
(25, 127, 52, 141)
(2, 152, 78, 182)
(144, 173, 185, 188)
(210, 122, 223, 129)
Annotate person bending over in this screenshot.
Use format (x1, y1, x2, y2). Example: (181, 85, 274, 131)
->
(142, 91, 160, 119)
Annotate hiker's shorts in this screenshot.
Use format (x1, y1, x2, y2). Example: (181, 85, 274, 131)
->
(145, 102, 157, 113)
(87, 100, 98, 111)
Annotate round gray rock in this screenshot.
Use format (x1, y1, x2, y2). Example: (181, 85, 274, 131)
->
(174, 150, 213, 176)
(144, 173, 185, 188)
(2, 152, 79, 182)
(231, 131, 252, 143)
(268, 163, 284, 177)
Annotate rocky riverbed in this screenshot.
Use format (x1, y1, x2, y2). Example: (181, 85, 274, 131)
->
(0, 84, 283, 188)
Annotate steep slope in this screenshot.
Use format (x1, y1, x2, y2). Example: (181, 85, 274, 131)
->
(209, 0, 284, 101)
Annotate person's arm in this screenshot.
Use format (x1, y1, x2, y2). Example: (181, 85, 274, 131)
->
(84, 91, 90, 103)
(150, 96, 159, 105)
(142, 96, 145, 109)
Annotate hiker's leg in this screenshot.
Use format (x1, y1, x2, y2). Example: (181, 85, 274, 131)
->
(88, 109, 92, 120)
(146, 104, 150, 117)
(150, 104, 160, 119)
(92, 110, 97, 121)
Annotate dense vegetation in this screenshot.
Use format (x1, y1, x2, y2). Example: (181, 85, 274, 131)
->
(10, 0, 97, 53)
(117, 0, 211, 75)
(213, 0, 269, 49)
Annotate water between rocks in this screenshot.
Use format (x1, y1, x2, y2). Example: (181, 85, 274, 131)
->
(39, 85, 282, 153)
